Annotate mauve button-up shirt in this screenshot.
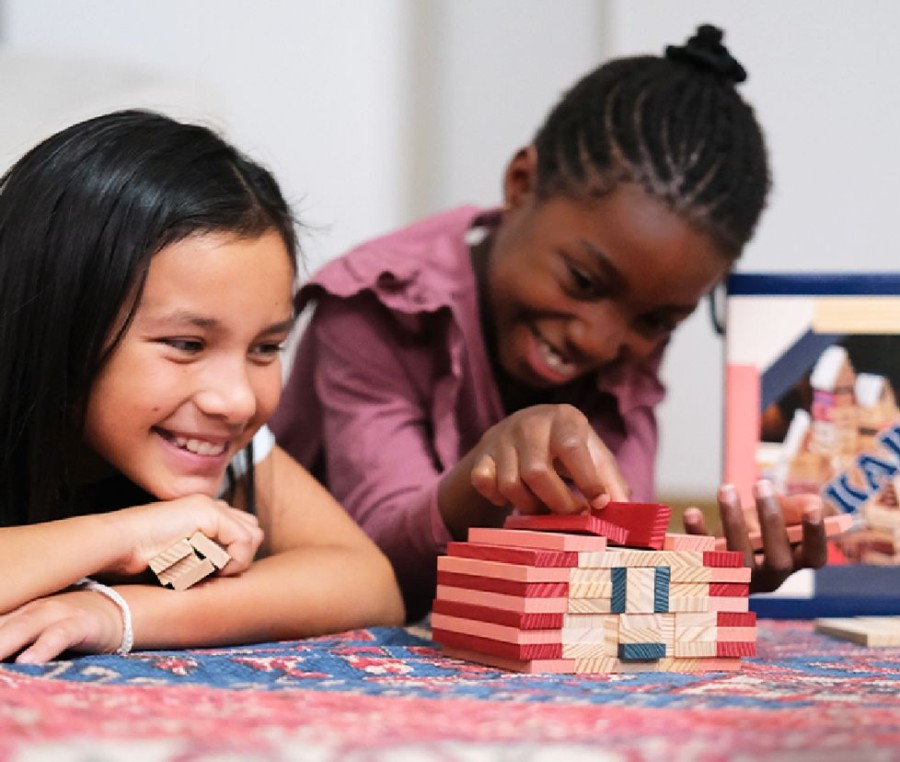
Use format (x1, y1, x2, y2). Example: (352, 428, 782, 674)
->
(271, 206, 666, 619)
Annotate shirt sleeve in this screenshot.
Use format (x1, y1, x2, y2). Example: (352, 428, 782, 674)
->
(282, 293, 452, 620)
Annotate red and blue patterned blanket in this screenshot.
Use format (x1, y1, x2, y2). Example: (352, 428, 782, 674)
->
(2, 620, 899, 760)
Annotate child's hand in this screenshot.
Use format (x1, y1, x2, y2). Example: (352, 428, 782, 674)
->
(469, 404, 630, 515)
(110, 495, 263, 577)
(0, 588, 126, 664)
(683, 480, 828, 593)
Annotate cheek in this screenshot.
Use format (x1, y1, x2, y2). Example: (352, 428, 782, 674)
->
(254, 365, 285, 421)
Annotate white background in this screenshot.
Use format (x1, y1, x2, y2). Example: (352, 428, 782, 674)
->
(3, 0, 899, 501)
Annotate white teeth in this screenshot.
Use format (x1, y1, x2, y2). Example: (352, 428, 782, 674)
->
(174, 436, 227, 456)
(537, 338, 570, 371)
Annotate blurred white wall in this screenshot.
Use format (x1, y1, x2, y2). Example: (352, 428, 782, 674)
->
(3, 0, 899, 500)
(1, 0, 412, 273)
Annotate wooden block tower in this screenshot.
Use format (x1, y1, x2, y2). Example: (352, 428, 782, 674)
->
(432, 502, 756, 674)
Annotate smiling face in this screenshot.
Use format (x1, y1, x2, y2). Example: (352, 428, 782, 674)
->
(483, 150, 731, 389)
(82, 230, 295, 499)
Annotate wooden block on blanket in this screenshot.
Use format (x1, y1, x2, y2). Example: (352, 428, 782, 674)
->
(815, 616, 900, 647)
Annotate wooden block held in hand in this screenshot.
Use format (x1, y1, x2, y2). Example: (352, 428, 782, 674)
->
(150, 533, 231, 590)
(188, 531, 231, 569)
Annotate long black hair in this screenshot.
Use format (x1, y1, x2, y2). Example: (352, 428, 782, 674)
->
(0, 110, 298, 525)
(533, 25, 770, 258)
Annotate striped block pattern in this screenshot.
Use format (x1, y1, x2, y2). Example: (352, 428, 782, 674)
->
(433, 523, 755, 673)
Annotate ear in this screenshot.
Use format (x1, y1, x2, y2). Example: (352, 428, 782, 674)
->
(501, 145, 538, 211)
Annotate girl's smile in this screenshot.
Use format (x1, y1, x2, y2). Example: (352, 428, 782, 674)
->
(483, 171, 731, 391)
(82, 230, 295, 499)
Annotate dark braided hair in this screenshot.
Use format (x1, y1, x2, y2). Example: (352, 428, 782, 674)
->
(532, 24, 770, 258)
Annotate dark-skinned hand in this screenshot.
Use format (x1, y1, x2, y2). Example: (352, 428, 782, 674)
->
(683, 479, 828, 593)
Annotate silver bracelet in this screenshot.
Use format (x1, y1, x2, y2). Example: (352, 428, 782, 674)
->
(74, 578, 134, 656)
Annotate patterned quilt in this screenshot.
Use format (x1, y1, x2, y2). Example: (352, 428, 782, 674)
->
(2, 620, 899, 761)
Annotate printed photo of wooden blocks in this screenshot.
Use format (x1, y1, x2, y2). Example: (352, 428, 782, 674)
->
(149, 532, 231, 591)
(433, 521, 756, 674)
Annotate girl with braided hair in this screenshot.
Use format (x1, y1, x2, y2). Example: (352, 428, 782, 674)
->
(272, 25, 828, 620)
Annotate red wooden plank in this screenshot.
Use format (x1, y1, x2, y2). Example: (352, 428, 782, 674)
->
(504, 513, 629, 545)
(437, 570, 568, 597)
(432, 598, 566, 630)
(433, 628, 564, 660)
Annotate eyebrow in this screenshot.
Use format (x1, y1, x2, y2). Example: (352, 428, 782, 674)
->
(578, 239, 628, 294)
(143, 310, 296, 335)
(578, 239, 700, 316)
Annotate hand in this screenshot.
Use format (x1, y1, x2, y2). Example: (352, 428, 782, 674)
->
(110, 494, 264, 578)
(468, 404, 630, 515)
(0, 588, 125, 664)
(683, 480, 828, 593)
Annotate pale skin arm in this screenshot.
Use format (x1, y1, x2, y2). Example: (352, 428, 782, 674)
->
(0, 495, 262, 615)
(126, 446, 405, 649)
(439, 403, 630, 540)
(0, 447, 404, 662)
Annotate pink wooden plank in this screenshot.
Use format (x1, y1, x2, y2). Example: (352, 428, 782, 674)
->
(437, 570, 568, 597)
(432, 628, 564, 660)
(435, 585, 569, 613)
(441, 645, 575, 674)
(432, 598, 565, 630)
(447, 542, 578, 567)
(716, 626, 757, 642)
(713, 512, 855, 552)
(431, 613, 568, 645)
(438, 555, 572, 582)
(468, 527, 608, 552)
(724, 363, 761, 510)
(664, 533, 718, 552)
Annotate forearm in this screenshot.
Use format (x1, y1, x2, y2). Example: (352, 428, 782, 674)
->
(0, 513, 127, 613)
(124, 547, 404, 649)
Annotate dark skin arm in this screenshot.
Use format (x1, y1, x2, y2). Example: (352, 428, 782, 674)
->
(683, 480, 829, 593)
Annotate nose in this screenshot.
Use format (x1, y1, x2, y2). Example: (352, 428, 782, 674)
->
(195, 360, 258, 425)
(565, 303, 631, 366)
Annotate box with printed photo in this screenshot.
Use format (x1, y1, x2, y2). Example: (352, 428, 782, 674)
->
(723, 272, 900, 568)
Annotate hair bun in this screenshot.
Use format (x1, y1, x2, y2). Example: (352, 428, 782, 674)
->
(665, 24, 747, 84)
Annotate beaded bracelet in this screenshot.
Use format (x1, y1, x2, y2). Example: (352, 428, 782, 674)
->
(74, 577, 134, 656)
